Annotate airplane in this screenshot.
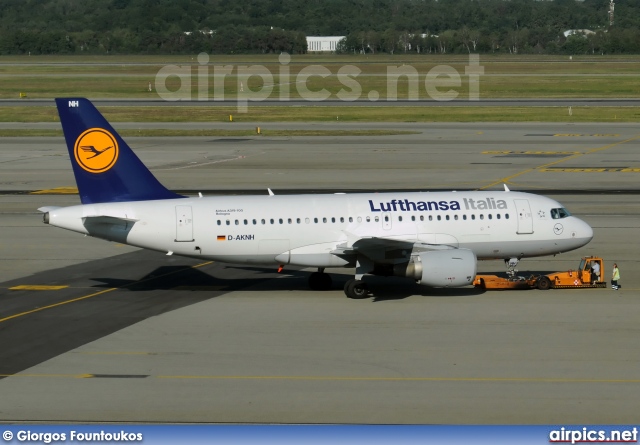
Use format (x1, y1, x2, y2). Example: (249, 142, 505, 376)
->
(39, 98, 594, 299)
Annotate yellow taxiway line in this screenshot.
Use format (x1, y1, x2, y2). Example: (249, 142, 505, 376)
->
(480, 133, 640, 190)
(0, 261, 214, 324)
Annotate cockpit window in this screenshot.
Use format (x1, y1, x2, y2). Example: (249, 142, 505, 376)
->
(550, 208, 571, 219)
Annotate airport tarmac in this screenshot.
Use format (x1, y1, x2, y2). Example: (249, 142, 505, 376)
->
(1, 122, 640, 194)
(1, 123, 639, 423)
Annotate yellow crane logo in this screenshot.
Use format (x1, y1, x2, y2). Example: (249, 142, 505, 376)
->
(74, 128, 119, 173)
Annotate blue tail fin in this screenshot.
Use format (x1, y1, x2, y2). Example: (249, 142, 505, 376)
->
(55, 98, 183, 204)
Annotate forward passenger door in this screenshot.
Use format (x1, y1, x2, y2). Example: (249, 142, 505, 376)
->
(514, 199, 533, 234)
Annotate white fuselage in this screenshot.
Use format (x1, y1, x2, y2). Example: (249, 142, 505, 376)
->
(46, 191, 593, 268)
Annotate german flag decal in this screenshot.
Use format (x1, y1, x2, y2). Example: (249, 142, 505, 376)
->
(217, 235, 226, 241)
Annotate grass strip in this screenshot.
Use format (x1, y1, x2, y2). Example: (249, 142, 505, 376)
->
(3, 74, 640, 99)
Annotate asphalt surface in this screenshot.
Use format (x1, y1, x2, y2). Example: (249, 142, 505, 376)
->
(0, 124, 639, 423)
(1, 122, 639, 193)
(0, 251, 282, 377)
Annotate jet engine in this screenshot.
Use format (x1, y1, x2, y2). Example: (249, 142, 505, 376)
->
(393, 249, 477, 287)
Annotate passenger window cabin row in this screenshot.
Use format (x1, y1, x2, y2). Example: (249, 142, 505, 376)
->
(216, 213, 511, 226)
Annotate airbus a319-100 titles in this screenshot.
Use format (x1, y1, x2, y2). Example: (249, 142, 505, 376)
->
(40, 98, 594, 299)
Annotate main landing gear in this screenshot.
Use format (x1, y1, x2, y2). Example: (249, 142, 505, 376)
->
(343, 256, 372, 299)
(343, 279, 369, 299)
(308, 268, 333, 291)
(308, 269, 370, 298)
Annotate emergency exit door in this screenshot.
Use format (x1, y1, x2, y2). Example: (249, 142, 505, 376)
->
(175, 205, 194, 242)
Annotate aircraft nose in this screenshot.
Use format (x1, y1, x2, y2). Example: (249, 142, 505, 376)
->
(574, 217, 593, 245)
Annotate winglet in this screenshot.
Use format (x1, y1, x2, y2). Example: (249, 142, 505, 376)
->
(55, 98, 183, 204)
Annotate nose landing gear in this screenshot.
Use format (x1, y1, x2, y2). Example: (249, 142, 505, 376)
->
(505, 257, 520, 278)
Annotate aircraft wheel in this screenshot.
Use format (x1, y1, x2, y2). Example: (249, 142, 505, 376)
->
(344, 279, 356, 296)
(309, 272, 332, 290)
(318, 273, 332, 290)
(537, 276, 551, 291)
(344, 279, 369, 299)
(343, 279, 357, 293)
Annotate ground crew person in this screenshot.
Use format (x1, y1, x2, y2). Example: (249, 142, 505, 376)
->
(611, 263, 620, 290)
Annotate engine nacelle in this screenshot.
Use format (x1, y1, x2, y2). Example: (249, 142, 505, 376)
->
(394, 249, 477, 287)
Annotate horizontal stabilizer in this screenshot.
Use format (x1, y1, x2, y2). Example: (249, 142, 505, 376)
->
(37, 206, 61, 213)
(82, 215, 139, 225)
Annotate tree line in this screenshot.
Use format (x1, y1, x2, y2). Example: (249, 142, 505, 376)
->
(337, 28, 640, 55)
(0, 0, 639, 55)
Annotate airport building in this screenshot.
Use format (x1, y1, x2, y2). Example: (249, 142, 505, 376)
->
(306, 36, 345, 52)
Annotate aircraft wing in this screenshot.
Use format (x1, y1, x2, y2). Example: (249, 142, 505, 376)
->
(331, 235, 458, 264)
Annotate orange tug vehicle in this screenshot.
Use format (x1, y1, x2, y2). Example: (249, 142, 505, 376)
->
(473, 256, 607, 290)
